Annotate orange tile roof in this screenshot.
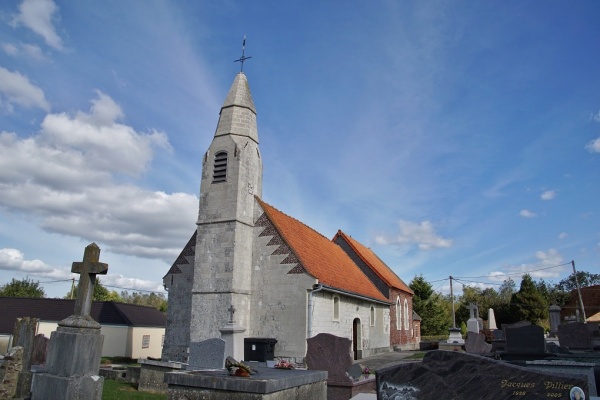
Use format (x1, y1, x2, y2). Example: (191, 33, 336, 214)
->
(256, 198, 389, 303)
(334, 230, 413, 295)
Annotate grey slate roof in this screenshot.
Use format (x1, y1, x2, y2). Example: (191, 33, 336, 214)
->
(0, 297, 166, 334)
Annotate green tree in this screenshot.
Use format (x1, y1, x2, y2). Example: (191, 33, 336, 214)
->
(556, 270, 600, 291)
(410, 275, 451, 335)
(0, 277, 45, 298)
(509, 274, 548, 324)
(64, 278, 122, 302)
(120, 291, 167, 313)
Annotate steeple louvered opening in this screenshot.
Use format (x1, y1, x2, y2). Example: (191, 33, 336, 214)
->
(212, 151, 228, 183)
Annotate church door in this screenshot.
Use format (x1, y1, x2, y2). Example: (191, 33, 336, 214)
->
(353, 318, 361, 360)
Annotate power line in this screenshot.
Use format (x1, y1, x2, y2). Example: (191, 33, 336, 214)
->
(453, 261, 572, 280)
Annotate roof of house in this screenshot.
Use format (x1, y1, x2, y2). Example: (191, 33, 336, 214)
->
(256, 198, 389, 303)
(0, 297, 166, 334)
(334, 230, 413, 295)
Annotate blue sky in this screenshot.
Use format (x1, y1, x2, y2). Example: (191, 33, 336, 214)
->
(0, 0, 599, 298)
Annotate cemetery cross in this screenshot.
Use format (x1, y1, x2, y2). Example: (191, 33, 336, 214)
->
(59, 242, 108, 329)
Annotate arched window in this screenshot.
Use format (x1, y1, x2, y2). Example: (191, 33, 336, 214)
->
(370, 306, 375, 326)
(396, 297, 401, 330)
(212, 151, 228, 183)
(333, 296, 340, 321)
(404, 299, 410, 330)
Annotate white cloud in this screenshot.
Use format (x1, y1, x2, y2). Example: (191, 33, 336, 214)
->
(375, 220, 452, 250)
(0, 248, 69, 278)
(592, 109, 600, 123)
(519, 209, 537, 218)
(0, 66, 50, 112)
(2, 43, 18, 55)
(586, 137, 600, 153)
(2, 42, 46, 60)
(11, 0, 64, 51)
(540, 190, 555, 201)
(558, 232, 567, 239)
(0, 92, 196, 263)
(0, 248, 165, 293)
(504, 248, 565, 280)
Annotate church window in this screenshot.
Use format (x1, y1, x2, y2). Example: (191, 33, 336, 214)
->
(333, 296, 340, 321)
(404, 299, 410, 330)
(370, 306, 375, 326)
(212, 151, 228, 183)
(396, 297, 401, 330)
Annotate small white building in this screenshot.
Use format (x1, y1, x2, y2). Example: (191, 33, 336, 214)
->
(0, 297, 166, 359)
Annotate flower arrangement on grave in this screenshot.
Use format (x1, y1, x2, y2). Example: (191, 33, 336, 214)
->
(362, 366, 372, 375)
(225, 357, 252, 377)
(274, 359, 295, 369)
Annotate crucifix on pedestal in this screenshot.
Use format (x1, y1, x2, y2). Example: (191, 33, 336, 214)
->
(59, 242, 108, 329)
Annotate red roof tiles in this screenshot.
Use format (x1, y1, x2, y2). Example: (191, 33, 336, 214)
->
(256, 198, 389, 303)
(334, 230, 413, 294)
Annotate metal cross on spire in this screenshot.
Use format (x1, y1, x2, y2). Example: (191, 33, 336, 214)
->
(234, 35, 252, 72)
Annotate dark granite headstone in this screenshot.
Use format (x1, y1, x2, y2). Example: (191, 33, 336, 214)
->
(376, 350, 590, 400)
(31, 334, 49, 365)
(558, 322, 593, 350)
(306, 333, 376, 400)
(465, 332, 492, 355)
(306, 333, 352, 385)
(187, 338, 226, 370)
(502, 320, 531, 330)
(505, 324, 545, 354)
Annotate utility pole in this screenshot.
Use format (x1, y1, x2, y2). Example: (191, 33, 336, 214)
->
(571, 260, 587, 323)
(450, 275, 456, 329)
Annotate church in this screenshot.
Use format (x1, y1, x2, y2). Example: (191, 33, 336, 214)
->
(161, 72, 419, 364)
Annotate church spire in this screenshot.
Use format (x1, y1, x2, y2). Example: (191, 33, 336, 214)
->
(214, 73, 258, 143)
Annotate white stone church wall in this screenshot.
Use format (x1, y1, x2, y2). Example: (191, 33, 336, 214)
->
(310, 291, 390, 358)
(250, 209, 316, 361)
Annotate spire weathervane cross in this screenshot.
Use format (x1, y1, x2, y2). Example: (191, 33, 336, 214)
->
(234, 35, 252, 72)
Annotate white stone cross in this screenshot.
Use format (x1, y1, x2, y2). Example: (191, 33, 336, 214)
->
(467, 303, 478, 320)
(71, 243, 108, 317)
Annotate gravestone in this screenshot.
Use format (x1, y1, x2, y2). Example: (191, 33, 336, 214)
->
(12, 317, 38, 398)
(306, 333, 375, 400)
(466, 303, 480, 333)
(549, 305, 561, 337)
(504, 323, 545, 355)
(376, 350, 590, 400)
(187, 338, 226, 370)
(464, 332, 492, 355)
(488, 308, 498, 330)
(558, 322, 593, 350)
(31, 243, 108, 400)
(0, 346, 24, 399)
(31, 334, 49, 366)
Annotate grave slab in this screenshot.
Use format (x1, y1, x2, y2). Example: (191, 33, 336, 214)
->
(138, 359, 183, 393)
(376, 350, 590, 400)
(165, 367, 327, 399)
(558, 322, 593, 350)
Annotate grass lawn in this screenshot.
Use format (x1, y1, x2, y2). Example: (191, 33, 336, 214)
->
(404, 351, 427, 360)
(102, 380, 166, 400)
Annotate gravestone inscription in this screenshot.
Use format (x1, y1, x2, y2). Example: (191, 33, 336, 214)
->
(376, 350, 590, 400)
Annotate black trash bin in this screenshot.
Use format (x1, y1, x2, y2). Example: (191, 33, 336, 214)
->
(244, 338, 277, 362)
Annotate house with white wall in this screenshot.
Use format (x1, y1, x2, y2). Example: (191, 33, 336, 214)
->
(0, 297, 166, 359)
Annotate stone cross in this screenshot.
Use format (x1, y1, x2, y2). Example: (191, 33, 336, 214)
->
(467, 303, 478, 320)
(228, 305, 236, 323)
(71, 242, 108, 317)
